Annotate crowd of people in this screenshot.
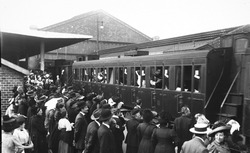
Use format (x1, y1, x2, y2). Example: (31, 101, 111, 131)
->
(2, 71, 249, 153)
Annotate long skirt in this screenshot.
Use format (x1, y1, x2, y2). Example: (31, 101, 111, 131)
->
(58, 140, 72, 153)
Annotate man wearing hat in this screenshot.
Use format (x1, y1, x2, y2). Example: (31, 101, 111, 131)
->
(84, 109, 102, 153)
(174, 106, 194, 153)
(74, 100, 89, 153)
(181, 123, 211, 153)
(125, 108, 142, 153)
(26, 90, 36, 129)
(98, 109, 116, 153)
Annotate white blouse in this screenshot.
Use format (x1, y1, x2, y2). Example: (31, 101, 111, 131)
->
(58, 118, 72, 131)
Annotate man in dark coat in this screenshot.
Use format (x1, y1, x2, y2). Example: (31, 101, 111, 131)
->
(84, 109, 102, 153)
(111, 108, 126, 153)
(98, 109, 116, 153)
(174, 106, 194, 153)
(181, 123, 210, 153)
(74, 101, 89, 153)
(125, 108, 142, 153)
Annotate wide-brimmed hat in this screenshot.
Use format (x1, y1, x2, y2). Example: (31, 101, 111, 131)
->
(16, 115, 27, 125)
(131, 108, 140, 116)
(91, 109, 102, 120)
(99, 109, 112, 121)
(36, 95, 48, 103)
(189, 123, 211, 134)
(2, 115, 19, 132)
(208, 125, 231, 137)
(26, 90, 35, 97)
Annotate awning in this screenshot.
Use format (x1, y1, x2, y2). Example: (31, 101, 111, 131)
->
(1, 28, 93, 60)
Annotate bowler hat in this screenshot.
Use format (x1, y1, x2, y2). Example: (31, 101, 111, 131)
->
(77, 101, 87, 109)
(2, 115, 19, 132)
(189, 123, 212, 134)
(91, 109, 102, 120)
(99, 109, 112, 121)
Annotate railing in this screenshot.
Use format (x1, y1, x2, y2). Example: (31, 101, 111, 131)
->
(204, 66, 225, 109)
(220, 69, 241, 109)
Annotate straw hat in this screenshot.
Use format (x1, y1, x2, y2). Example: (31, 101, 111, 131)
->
(189, 123, 212, 134)
(91, 109, 102, 120)
(208, 125, 231, 137)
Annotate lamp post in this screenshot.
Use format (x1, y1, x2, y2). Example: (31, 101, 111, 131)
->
(96, 17, 104, 53)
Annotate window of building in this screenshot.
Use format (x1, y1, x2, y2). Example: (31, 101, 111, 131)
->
(235, 38, 249, 52)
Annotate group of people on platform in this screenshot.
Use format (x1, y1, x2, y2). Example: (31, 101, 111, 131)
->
(2, 71, 248, 153)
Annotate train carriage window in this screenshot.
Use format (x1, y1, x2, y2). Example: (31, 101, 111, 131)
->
(175, 66, 182, 91)
(84, 69, 89, 81)
(135, 67, 140, 87)
(115, 67, 119, 84)
(150, 66, 163, 89)
(88, 68, 91, 82)
(141, 67, 146, 88)
(183, 66, 192, 92)
(131, 67, 135, 86)
(194, 66, 201, 93)
(118, 67, 125, 85)
(235, 38, 249, 52)
(163, 66, 169, 90)
(74, 68, 79, 80)
(81, 68, 85, 81)
(97, 68, 106, 83)
(123, 67, 128, 85)
(108, 68, 114, 84)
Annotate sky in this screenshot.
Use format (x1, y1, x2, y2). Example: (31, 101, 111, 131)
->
(1, 0, 250, 39)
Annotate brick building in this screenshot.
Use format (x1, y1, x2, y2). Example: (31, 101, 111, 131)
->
(40, 9, 152, 63)
(1, 58, 29, 116)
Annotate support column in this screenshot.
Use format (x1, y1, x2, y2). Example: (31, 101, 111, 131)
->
(26, 52, 29, 69)
(40, 41, 45, 71)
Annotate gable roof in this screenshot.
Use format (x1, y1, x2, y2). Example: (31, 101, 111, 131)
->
(98, 25, 241, 55)
(41, 9, 152, 41)
(1, 58, 29, 75)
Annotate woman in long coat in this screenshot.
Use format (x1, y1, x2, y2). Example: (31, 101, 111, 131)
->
(30, 107, 48, 153)
(137, 109, 156, 153)
(152, 111, 179, 153)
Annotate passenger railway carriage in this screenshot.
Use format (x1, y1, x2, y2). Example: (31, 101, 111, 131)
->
(71, 24, 250, 142)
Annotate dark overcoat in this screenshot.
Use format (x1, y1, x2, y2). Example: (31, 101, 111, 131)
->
(137, 122, 156, 153)
(74, 112, 88, 150)
(84, 121, 100, 153)
(125, 118, 141, 153)
(152, 127, 179, 153)
(174, 115, 194, 152)
(98, 124, 116, 153)
(30, 115, 48, 153)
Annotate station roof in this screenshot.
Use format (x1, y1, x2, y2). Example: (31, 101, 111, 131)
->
(1, 28, 93, 60)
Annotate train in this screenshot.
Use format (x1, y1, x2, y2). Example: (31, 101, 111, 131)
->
(68, 25, 250, 142)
